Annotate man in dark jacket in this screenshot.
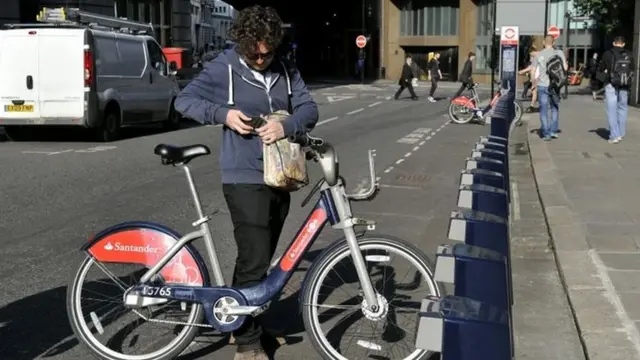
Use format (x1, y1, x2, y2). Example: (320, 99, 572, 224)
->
(598, 36, 633, 144)
(453, 52, 475, 98)
(394, 54, 418, 100)
(427, 52, 442, 102)
(175, 6, 318, 360)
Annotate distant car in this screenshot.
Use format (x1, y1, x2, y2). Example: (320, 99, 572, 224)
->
(0, 26, 181, 142)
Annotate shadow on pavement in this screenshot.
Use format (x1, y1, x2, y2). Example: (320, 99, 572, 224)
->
(0, 119, 203, 143)
(588, 127, 609, 140)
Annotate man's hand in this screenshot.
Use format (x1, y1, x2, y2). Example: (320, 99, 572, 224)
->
(225, 109, 253, 135)
(256, 120, 285, 145)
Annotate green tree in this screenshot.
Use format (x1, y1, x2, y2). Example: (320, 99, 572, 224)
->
(572, 0, 634, 36)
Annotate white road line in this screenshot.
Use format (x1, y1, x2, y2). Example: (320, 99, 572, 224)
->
(426, 136, 432, 140)
(419, 141, 426, 145)
(395, 159, 404, 164)
(384, 167, 394, 173)
(404, 152, 412, 158)
(413, 146, 420, 151)
(368, 101, 382, 107)
(317, 116, 339, 126)
(347, 108, 364, 115)
(385, 96, 392, 100)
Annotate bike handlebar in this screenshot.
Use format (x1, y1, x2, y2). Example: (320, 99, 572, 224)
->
(289, 133, 378, 201)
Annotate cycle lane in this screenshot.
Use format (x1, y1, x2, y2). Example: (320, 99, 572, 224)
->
(0, 96, 483, 359)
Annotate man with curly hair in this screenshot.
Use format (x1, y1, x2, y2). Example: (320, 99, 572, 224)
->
(175, 5, 318, 359)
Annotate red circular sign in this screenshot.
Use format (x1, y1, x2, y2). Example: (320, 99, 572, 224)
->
(547, 26, 560, 39)
(504, 28, 515, 39)
(356, 35, 367, 48)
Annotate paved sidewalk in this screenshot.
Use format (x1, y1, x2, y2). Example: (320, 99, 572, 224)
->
(527, 96, 640, 359)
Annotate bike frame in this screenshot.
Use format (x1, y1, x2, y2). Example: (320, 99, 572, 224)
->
(124, 149, 381, 326)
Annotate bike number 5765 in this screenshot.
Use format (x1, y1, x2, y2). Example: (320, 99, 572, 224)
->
(142, 286, 172, 297)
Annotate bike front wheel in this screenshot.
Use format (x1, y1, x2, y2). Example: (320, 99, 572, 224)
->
(448, 103, 474, 124)
(301, 235, 441, 360)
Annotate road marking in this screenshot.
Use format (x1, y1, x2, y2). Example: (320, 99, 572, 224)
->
(317, 116, 339, 126)
(404, 152, 412, 158)
(383, 121, 449, 178)
(346, 108, 364, 115)
(396, 128, 431, 144)
(395, 159, 404, 164)
(385, 96, 392, 100)
(384, 166, 394, 173)
(75, 146, 117, 153)
(380, 184, 423, 190)
(413, 146, 420, 151)
(49, 149, 75, 155)
(327, 95, 355, 103)
(368, 101, 382, 107)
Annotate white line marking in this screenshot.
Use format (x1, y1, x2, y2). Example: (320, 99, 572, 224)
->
(404, 152, 412, 158)
(419, 141, 426, 145)
(413, 146, 420, 151)
(368, 101, 382, 107)
(590, 250, 640, 353)
(48, 149, 75, 155)
(397, 138, 419, 144)
(352, 178, 369, 194)
(385, 96, 392, 100)
(384, 167, 394, 173)
(380, 184, 423, 190)
(511, 181, 521, 221)
(430, 132, 436, 136)
(395, 158, 404, 164)
(435, 128, 441, 132)
(347, 108, 364, 115)
(317, 116, 339, 126)
(376, 176, 381, 181)
(22, 151, 54, 154)
(426, 136, 432, 140)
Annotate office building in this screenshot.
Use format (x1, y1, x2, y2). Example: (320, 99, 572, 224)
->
(212, 0, 236, 49)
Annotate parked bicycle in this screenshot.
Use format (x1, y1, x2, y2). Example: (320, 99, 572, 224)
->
(448, 82, 523, 125)
(66, 133, 441, 360)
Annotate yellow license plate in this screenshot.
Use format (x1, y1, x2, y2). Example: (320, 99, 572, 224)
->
(4, 105, 34, 112)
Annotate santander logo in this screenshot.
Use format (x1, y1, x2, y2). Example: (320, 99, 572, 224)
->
(103, 241, 160, 254)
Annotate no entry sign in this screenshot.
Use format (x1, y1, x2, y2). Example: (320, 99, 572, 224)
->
(547, 26, 560, 39)
(356, 35, 367, 48)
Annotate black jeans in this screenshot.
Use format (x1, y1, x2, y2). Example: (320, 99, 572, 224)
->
(394, 80, 417, 99)
(222, 183, 291, 349)
(429, 77, 439, 97)
(453, 82, 470, 98)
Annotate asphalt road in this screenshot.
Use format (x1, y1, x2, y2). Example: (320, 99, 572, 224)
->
(0, 82, 489, 360)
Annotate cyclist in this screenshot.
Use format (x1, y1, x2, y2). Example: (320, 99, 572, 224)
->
(175, 5, 319, 360)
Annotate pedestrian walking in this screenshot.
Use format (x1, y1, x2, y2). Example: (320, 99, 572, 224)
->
(519, 47, 539, 112)
(598, 36, 633, 144)
(427, 52, 442, 102)
(587, 52, 603, 100)
(394, 54, 418, 100)
(452, 52, 475, 98)
(534, 34, 568, 140)
(174, 5, 319, 360)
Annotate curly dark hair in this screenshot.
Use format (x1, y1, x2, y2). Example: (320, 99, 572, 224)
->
(229, 6, 283, 56)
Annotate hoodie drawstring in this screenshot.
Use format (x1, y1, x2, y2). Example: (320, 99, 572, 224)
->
(226, 62, 292, 107)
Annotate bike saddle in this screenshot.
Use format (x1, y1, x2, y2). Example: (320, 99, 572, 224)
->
(154, 143, 211, 165)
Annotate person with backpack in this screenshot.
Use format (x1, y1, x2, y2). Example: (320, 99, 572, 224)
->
(533, 34, 568, 141)
(598, 36, 633, 144)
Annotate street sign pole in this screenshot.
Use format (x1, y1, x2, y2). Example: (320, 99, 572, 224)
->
(356, 35, 367, 84)
(498, 26, 519, 130)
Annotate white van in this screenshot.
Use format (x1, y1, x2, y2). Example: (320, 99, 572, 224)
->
(0, 27, 181, 141)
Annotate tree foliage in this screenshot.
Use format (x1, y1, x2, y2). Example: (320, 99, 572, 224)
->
(572, 0, 634, 35)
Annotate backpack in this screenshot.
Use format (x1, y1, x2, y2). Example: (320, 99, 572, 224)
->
(546, 54, 567, 88)
(610, 50, 633, 88)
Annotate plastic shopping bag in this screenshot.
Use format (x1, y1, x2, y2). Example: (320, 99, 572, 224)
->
(262, 110, 309, 191)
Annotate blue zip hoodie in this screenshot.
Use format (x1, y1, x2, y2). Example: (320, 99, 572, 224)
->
(174, 48, 319, 184)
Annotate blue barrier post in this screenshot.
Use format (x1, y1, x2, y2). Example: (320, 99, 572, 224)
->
(465, 156, 505, 175)
(457, 183, 509, 218)
(470, 148, 506, 165)
(448, 209, 509, 257)
(434, 243, 509, 310)
(474, 141, 506, 152)
(459, 168, 506, 191)
(415, 296, 512, 359)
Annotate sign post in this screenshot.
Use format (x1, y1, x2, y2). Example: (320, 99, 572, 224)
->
(495, 26, 519, 138)
(356, 35, 367, 84)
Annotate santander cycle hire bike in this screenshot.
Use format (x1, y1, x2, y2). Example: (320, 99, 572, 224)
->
(67, 133, 442, 360)
(448, 81, 523, 125)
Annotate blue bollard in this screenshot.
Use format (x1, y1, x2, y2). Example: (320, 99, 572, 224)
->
(448, 209, 508, 258)
(459, 168, 506, 191)
(434, 243, 510, 310)
(415, 295, 512, 360)
(457, 183, 509, 219)
(466, 156, 506, 177)
(470, 148, 506, 165)
(474, 141, 506, 152)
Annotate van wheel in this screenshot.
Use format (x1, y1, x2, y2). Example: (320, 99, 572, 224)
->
(99, 110, 120, 142)
(164, 104, 181, 131)
(4, 126, 29, 141)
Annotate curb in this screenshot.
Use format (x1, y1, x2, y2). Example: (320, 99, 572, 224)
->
(527, 119, 640, 360)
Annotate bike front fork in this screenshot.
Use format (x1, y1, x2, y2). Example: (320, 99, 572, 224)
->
(342, 224, 380, 312)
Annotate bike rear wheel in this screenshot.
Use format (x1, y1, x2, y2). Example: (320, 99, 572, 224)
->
(67, 256, 204, 360)
(448, 103, 474, 124)
(301, 235, 441, 360)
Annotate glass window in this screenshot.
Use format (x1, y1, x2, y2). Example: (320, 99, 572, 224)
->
(441, 7, 450, 35)
(434, 7, 442, 36)
(450, 7, 458, 35)
(146, 40, 167, 75)
(400, 1, 459, 36)
(117, 38, 146, 76)
(94, 36, 119, 76)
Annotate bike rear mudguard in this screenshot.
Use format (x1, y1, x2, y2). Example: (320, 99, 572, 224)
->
(450, 96, 476, 109)
(82, 221, 210, 286)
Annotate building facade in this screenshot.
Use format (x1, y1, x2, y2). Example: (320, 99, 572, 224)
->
(4, 0, 193, 49)
(190, 0, 216, 51)
(211, 0, 236, 50)
(381, 0, 600, 83)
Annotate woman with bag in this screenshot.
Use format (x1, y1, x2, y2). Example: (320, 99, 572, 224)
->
(174, 5, 319, 360)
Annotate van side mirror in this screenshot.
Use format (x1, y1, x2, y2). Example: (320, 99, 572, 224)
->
(169, 61, 178, 72)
